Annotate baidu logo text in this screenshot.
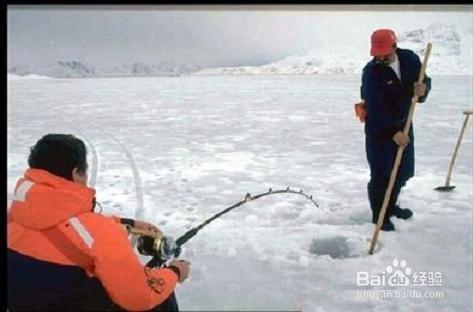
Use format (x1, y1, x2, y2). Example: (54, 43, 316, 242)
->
(356, 259, 442, 287)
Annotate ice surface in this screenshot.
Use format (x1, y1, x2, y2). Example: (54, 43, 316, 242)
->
(7, 74, 473, 311)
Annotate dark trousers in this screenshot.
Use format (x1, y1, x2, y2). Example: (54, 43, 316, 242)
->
(153, 292, 179, 311)
(105, 291, 178, 311)
(368, 175, 405, 224)
(8, 246, 179, 312)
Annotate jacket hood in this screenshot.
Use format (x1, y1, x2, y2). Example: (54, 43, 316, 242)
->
(8, 168, 96, 230)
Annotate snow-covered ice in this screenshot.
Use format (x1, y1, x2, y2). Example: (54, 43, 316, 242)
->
(7, 74, 473, 311)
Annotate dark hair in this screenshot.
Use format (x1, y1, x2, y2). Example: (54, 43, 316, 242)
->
(28, 134, 88, 181)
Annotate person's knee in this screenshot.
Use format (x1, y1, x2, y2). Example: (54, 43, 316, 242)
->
(369, 176, 389, 191)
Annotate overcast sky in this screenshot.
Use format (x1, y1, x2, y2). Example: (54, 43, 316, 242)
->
(7, 5, 473, 68)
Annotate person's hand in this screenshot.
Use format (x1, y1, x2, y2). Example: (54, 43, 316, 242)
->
(354, 101, 367, 123)
(413, 82, 426, 98)
(169, 259, 191, 283)
(133, 220, 162, 236)
(393, 131, 410, 147)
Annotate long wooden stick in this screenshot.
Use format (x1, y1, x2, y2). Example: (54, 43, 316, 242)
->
(443, 111, 472, 187)
(369, 43, 433, 255)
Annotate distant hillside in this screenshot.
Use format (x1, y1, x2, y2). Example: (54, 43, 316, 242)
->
(8, 23, 472, 78)
(8, 61, 202, 79)
(194, 23, 472, 76)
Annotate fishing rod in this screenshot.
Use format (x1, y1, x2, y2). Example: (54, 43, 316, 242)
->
(128, 187, 319, 267)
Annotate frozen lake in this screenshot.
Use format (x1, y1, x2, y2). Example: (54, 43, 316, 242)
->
(7, 74, 473, 311)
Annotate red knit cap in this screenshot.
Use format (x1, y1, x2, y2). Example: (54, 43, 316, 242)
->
(370, 29, 396, 56)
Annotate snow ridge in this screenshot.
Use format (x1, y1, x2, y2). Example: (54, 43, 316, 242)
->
(8, 61, 201, 79)
(194, 23, 472, 76)
(8, 23, 472, 78)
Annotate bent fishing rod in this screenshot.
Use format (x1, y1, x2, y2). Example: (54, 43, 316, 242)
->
(127, 187, 319, 267)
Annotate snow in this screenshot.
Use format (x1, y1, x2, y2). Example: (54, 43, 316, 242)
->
(7, 73, 52, 80)
(8, 61, 201, 79)
(195, 22, 473, 76)
(8, 22, 471, 79)
(7, 74, 473, 311)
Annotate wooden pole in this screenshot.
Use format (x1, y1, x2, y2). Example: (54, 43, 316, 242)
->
(443, 111, 472, 187)
(369, 43, 433, 255)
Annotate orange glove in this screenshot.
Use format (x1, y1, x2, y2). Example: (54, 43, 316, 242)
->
(354, 101, 367, 123)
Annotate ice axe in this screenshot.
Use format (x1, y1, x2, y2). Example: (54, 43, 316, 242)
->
(435, 110, 473, 191)
(369, 42, 432, 255)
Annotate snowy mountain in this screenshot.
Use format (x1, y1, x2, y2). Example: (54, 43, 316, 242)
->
(7, 73, 52, 80)
(195, 23, 472, 76)
(398, 23, 472, 75)
(8, 61, 94, 78)
(8, 23, 471, 78)
(8, 61, 202, 79)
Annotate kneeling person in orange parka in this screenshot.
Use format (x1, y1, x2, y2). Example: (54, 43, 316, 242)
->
(7, 134, 190, 311)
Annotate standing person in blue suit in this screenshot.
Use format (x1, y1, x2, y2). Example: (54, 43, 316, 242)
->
(359, 29, 432, 231)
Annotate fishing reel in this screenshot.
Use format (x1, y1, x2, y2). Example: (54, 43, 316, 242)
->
(136, 234, 181, 264)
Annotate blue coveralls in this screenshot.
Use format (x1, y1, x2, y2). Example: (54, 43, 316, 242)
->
(360, 47, 432, 223)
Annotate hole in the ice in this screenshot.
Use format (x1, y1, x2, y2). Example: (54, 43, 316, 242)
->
(309, 236, 362, 259)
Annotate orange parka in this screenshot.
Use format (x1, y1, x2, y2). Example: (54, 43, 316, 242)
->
(7, 168, 178, 311)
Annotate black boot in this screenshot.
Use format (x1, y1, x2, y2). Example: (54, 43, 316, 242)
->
(371, 213, 396, 231)
(392, 205, 413, 220)
(380, 218, 395, 231)
(389, 182, 413, 220)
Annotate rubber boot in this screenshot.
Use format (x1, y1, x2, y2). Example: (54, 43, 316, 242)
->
(389, 182, 413, 220)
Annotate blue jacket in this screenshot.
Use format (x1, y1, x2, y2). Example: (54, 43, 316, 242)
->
(361, 48, 432, 182)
